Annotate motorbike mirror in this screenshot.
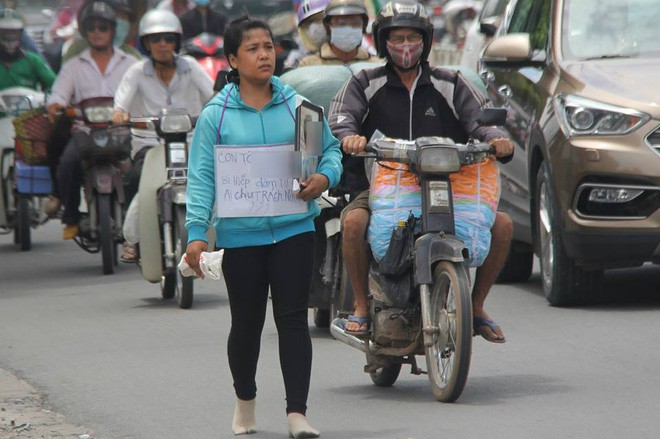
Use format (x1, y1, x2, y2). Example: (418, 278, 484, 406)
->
(476, 108, 507, 127)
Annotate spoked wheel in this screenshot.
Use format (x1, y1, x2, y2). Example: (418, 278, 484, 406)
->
(369, 363, 402, 387)
(174, 205, 193, 309)
(17, 195, 31, 251)
(98, 194, 114, 275)
(425, 261, 472, 402)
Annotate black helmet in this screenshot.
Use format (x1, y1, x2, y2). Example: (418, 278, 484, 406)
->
(372, 1, 433, 62)
(78, 1, 117, 37)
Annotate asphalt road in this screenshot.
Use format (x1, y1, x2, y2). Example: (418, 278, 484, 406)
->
(1, 221, 660, 439)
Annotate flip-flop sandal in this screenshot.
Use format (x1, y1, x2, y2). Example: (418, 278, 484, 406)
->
(344, 314, 370, 336)
(120, 244, 139, 264)
(473, 316, 506, 344)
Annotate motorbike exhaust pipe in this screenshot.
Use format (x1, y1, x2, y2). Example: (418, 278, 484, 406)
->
(330, 318, 367, 353)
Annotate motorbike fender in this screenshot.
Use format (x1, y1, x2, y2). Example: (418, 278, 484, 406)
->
(138, 145, 168, 283)
(414, 233, 468, 285)
(90, 165, 115, 194)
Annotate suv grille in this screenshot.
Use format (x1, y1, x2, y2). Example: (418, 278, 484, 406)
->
(645, 126, 660, 156)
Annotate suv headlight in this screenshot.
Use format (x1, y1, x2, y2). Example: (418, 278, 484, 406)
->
(554, 94, 649, 136)
(161, 114, 192, 133)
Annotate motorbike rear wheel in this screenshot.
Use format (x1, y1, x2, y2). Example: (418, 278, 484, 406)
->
(425, 261, 472, 402)
(98, 194, 114, 275)
(17, 195, 31, 251)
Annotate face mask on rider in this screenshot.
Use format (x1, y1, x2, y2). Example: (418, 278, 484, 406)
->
(114, 18, 129, 46)
(386, 39, 424, 70)
(330, 26, 362, 52)
(305, 21, 327, 48)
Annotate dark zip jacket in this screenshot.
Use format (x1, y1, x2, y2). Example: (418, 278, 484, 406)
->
(329, 62, 509, 195)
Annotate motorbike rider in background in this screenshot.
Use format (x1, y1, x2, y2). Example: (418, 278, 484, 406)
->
(156, 0, 194, 17)
(330, 1, 512, 342)
(61, 0, 142, 63)
(46, 1, 137, 239)
(283, 0, 329, 70)
(0, 2, 43, 58)
(179, 0, 227, 41)
(298, 0, 380, 66)
(0, 9, 55, 91)
(112, 9, 214, 262)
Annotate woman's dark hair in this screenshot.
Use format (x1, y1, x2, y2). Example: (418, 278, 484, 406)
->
(223, 14, 274, 84)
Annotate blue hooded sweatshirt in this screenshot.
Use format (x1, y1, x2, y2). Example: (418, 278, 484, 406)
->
(185, 76, 343, 248)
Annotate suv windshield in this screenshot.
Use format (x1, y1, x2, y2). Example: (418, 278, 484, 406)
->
(562, 0, 660, 60)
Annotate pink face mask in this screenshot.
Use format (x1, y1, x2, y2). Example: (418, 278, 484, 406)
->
(386, 39, 424, 70)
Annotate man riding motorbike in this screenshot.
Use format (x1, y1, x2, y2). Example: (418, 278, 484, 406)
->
(179, 0, 227, 41)
(112, 8, 214, 262)
(46, 0, 137, 239)
(329, 0, 513, 342)
(298, 0, 380, 66)
(0, 9, 55, 91)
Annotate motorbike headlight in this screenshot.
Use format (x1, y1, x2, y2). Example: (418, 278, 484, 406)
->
(84, 106, 113, 123)
(161, 114, 192, 133)
(418, 146, 460, 174)
(554, 94, 649, 136)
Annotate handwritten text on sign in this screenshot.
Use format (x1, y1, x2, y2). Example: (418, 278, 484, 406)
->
(214, 144, 307, 218)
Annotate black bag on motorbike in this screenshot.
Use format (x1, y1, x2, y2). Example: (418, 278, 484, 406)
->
(379, 212, 416, 277)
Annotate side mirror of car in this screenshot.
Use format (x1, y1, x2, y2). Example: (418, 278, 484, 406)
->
(481, 33, 532, 65)
(476, 108, 507, 127)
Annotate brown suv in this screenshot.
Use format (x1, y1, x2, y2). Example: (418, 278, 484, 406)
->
(480, 0, 660, 305)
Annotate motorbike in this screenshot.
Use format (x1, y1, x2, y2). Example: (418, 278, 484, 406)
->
(182, 32, 229, 82)
(62, 97, 132, 274)
(330, 108, 506, 402)
(0, 87, 51, 251)
(132, 108, 203, 309)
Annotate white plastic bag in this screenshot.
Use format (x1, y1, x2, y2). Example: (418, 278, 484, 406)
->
(178, 250, 224, 280)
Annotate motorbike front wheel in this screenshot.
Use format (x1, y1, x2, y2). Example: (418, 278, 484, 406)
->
(425, 261, 472, 403)
(98, 194, 115, 275)
(162, 205, 193, 308)
(17, 195, 31, 251)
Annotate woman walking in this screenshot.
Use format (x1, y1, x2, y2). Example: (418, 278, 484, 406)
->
(184, 15, 342, 438)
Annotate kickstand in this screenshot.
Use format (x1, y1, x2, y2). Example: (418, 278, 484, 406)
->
(409, 356, 426, 375)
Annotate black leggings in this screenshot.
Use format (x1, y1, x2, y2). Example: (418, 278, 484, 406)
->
(222, 232, 315, 415)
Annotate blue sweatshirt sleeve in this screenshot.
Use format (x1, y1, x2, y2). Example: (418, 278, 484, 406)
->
(316, 117, 342, 188)
(185, 103, 220, 243)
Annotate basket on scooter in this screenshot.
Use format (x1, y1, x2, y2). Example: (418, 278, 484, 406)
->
(14, 160, 52, 195)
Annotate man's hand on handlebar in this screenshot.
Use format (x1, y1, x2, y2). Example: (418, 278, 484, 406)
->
(341, 134, 368, 154)
(488, 137, 513, 158)
(46, 103, 64, 123)
(113, 109, 129, 125)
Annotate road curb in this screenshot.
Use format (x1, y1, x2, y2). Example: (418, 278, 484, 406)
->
(0, 367, 100, 438)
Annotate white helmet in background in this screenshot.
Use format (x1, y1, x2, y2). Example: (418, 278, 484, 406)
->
(138, 9, 183, 53)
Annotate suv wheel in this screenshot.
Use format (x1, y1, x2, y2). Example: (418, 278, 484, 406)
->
(535, 162, 603, 306)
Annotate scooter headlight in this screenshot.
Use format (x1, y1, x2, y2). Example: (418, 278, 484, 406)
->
(161, 114, 192, 133)
(83, 106, 113, 123)
(418, 146, 460, 174)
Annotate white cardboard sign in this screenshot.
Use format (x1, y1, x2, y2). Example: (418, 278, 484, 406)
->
(214, 144, 307, 218)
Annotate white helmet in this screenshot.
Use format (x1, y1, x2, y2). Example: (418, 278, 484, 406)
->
(139, 9, 182, 53)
